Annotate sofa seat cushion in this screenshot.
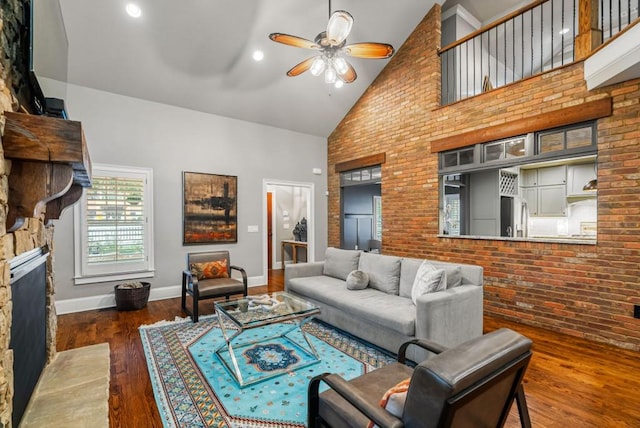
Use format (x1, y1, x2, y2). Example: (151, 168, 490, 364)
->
(287, 276, 416, 336)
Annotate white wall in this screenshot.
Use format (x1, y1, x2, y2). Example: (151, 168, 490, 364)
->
(43, 80, 328, 303)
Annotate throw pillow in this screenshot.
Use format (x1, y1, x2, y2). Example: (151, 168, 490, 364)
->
(411, 261, 446, 305)
(445, 265, 462, 288)
(190, 259, 229, 280)
(366, 378, 410, 428)
(346, 270, 369, 290)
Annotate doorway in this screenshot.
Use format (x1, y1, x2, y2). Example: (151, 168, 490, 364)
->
(340, 166, 382, 251)
(263, 180, 314, 279)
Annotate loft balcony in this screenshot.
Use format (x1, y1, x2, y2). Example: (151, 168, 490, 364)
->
(440, 0, 640, 105)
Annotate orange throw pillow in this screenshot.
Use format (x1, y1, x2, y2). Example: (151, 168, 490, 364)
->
(190, 259, 229, 280)
(367, 378, 410, 428)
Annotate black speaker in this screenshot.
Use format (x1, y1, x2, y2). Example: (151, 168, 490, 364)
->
(44, 97, 68, 119)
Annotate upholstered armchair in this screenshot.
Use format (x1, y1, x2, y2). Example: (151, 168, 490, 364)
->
(308, 328, 532, 428)
(181, 251, 247, 322)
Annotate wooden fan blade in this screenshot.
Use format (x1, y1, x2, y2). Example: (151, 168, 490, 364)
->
(344, 42, 394, 59)
(286, 57, 317, 77)
(342, 61, 357, 83)
(269, 33, 320, 50)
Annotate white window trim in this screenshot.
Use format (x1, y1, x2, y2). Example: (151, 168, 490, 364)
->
(74, 164, 155, 285)
(373, 195, 382, 240)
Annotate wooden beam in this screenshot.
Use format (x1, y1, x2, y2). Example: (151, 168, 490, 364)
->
(335, 153, 386, 173)
(430, 97, 612, 153)
(3, 112, 92, 186)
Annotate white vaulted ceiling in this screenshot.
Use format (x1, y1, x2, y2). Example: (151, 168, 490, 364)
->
(47, 1, 527, 137)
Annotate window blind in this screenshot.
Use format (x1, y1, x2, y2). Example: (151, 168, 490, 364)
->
(85, 176, 146, 264)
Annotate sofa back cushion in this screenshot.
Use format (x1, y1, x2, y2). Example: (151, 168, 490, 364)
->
(358, 252, 402, 294)
(323, 247, 361, 281)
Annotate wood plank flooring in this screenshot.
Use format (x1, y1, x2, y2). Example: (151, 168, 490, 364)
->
(56, 271, 640, 427)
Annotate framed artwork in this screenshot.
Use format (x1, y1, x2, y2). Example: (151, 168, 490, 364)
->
(183, 172, 237, 244)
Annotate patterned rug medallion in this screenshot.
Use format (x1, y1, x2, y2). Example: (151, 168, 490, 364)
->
(140, 316, 395, 427)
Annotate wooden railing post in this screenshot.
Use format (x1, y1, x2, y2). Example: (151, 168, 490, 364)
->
(575, 0, 602, 60)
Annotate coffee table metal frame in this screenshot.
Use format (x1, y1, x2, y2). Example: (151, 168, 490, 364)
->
(214, 292, 321, 387)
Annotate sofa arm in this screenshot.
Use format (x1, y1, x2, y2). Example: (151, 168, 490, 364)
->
(414, 285, 483, 348)
(284, 262, 325, 291)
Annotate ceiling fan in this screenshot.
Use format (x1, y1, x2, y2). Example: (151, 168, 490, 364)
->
(268, 1, 395, 87)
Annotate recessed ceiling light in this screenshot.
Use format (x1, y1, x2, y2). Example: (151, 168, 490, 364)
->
(252, 50, 264, 61)
(559, 28, 570, 35)
(126, 3, 142, 18)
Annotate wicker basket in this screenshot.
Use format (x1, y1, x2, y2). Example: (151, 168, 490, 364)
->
(114, 282, 151, 311)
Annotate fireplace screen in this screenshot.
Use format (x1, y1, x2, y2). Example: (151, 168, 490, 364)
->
(9, 247, 49, 427)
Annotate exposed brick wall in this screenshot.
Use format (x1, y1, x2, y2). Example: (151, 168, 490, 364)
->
(328, 4, 640, 351)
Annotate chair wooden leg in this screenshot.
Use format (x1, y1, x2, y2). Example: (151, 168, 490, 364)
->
(192, 295, 199, 322)
(180, 273, 187, 311)
(515, 384, 532, 428)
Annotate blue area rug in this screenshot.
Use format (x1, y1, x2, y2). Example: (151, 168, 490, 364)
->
(140, 316, 396, 427)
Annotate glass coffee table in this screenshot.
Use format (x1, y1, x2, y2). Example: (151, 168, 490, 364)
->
(214, 292, 321, 387)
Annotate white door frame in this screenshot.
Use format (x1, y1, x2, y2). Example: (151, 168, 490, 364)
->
(262, 179, 315, 280)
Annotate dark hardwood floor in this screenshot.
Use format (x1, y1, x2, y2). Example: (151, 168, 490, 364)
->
(57, 270, 640, 427)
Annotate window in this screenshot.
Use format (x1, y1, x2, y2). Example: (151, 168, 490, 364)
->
(537, 123, 595, 154)
(74, 164, 154, 284)
(441, 146, 478, 169)
(341, 165, 382, 186)
(438, 123, 597, 242)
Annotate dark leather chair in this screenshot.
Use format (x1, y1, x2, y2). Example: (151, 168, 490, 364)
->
(308, 328, 532, 428)
(181, 251, 247, 322)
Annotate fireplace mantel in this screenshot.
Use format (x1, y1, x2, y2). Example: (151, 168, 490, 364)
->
(2, 112, 92, 231)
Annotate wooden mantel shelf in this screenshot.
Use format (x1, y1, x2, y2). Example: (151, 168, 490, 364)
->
(2, 112, 92, 231)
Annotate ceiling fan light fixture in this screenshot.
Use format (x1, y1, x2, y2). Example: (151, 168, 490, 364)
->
(326, 11, 354, 46)
(334, 79, 344, 89)
(325, 66, 337, 84)
(310, 57, 326, 76)
(269, 3, 392, 86)
(333, 57, 348, 75)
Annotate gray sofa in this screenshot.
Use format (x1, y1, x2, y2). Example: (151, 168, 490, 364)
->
(285, 247, 483, 360)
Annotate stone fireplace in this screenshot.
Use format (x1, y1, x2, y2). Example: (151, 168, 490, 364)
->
(1, 3, 91, 425)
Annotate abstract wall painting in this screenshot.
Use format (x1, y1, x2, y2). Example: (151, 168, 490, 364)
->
(183, 172, 237, 244)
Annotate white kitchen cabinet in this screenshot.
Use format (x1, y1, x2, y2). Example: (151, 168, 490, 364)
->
(521, 169, 538, 187)
(567, 163, 597, 196)
(521, 165, 567, 217)
(538, 165, 566, 186)
(538, 185, 567, 216)
(522, 187, 538, 216)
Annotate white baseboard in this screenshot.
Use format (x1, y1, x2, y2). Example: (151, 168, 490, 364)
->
(55, 275, 266, 315)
